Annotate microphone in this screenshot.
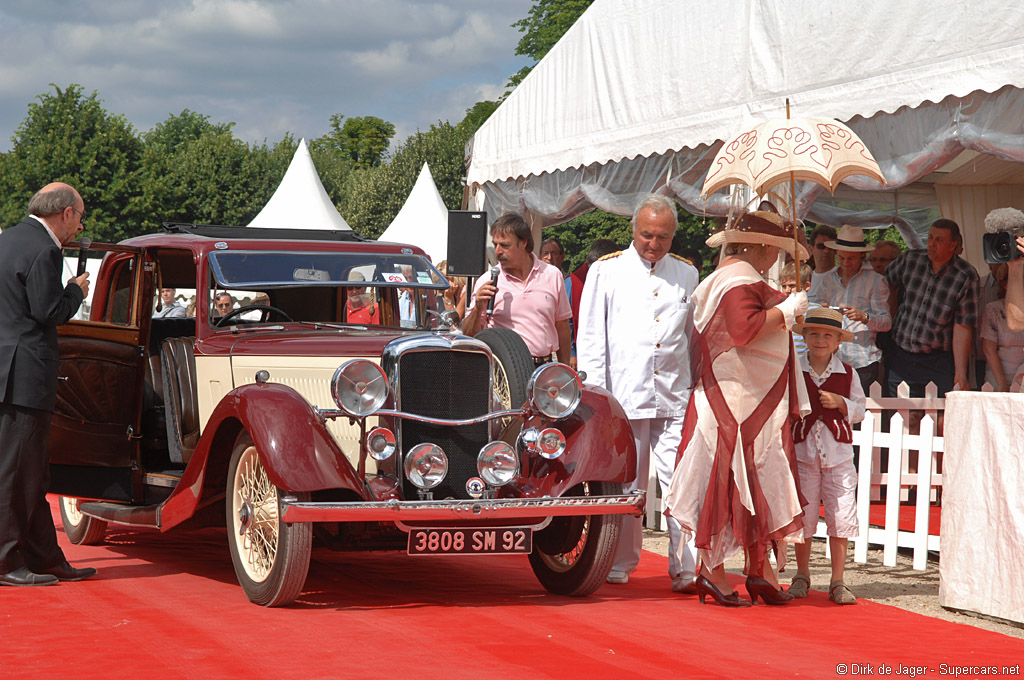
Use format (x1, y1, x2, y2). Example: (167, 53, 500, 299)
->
(76, 237, 91, 277)
(485, 266, 500, 318)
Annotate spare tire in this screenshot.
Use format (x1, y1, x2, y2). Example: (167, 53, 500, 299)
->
(476, 327, 534, 411)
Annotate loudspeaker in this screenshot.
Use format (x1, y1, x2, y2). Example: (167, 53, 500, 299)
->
(446, 211, 488, 277)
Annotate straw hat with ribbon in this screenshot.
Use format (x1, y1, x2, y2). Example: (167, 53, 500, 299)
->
(825, 224, 874, 253)
(706, 208, 810, 261)
(793, 306, 855, 342)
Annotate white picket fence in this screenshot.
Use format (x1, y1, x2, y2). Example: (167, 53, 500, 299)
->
(643, 381, 945, 571)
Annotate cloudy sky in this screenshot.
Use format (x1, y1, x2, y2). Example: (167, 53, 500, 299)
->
(0, 0, 533, 152)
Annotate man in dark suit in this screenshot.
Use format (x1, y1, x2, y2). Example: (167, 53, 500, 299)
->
(0, 182, 96, 586)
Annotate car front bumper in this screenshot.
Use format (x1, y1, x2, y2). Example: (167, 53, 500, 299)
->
(279, 491, 645, 524)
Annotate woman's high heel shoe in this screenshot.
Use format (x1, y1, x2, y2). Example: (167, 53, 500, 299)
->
(695, 574, 752, 607)
(745, 576, 795, 605)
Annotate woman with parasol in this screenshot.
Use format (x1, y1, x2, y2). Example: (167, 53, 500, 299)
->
(665, 205, 810, 606)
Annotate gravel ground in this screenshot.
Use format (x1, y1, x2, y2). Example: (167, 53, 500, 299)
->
(642, 529, 1024, 639)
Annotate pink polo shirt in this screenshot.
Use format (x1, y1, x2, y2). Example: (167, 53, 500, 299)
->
(468, 254, 572, 357)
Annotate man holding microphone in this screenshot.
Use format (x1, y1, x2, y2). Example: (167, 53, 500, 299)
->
(0, 182, 96, 586)
(462, 213, 571, 366)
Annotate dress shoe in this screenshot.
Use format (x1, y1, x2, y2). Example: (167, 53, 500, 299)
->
(745, 576, 794, 605)
(606, 570, 629, 585)
(39, 560, 97, 582)
(671, 575, 697, 594)
(695, 574, 751, 607)
(0, 566, 59, 587)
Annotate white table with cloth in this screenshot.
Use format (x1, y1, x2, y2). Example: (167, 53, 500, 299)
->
(939, 391, 1024, 625)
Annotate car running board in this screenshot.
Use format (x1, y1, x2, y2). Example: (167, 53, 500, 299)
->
(79, 501, 161, 529)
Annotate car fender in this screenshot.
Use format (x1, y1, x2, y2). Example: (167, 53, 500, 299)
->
(223, 382, 368, 494)
(520, 384, 637, 497)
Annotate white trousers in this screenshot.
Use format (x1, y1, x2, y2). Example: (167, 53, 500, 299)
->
(611, 416, 698, 580)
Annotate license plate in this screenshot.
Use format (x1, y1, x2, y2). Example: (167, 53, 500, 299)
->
(407, 527, 533, 555)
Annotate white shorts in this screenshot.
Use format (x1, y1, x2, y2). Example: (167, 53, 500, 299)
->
(797, 456, 859, 539)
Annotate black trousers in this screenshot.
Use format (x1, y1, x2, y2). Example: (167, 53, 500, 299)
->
(0, 401, 65, 573)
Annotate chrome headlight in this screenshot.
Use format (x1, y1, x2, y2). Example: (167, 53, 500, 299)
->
(477, 441, 520, 486)
(404, 444, 448, 490)
(365, 427, 396, 461)
(331, 359, 389, 417)
(537, 428, 566, 459)
(528, 363, 582, 419)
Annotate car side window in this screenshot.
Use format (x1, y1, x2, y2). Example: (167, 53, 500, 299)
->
(105, 258, 137, 326)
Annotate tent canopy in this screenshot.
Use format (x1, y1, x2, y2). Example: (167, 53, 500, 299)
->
(466, 0, 1024, 265)
(378, 163, 449, 263)
(248, 138, 352, 231)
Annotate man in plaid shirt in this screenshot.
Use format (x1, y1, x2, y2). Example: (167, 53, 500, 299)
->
(885, 219, 979, 397)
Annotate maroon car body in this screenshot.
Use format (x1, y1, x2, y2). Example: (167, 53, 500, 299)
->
(51, 225, 641, 606)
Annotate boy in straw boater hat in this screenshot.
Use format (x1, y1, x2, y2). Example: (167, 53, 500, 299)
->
(788, 307, 866, 605)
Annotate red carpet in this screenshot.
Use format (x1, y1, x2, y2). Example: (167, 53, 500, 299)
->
(867, 503, 941, 535)
(0, 499, 1018, 680)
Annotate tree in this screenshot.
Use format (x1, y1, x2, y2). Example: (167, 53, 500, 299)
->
(310, 114, 395, 170)
(342, 121, 467, 238)
(507, 0, 593, 89)
(134, 110, 239, 232)
(0, 84, 144, 242)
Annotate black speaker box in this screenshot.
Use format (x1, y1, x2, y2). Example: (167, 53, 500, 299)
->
(446, 211, 488, 277)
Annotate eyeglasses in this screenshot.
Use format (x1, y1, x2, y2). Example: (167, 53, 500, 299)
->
(814, 243, 828, 250)
(216, 302, 232, 309)
(69, 207, 85, 222)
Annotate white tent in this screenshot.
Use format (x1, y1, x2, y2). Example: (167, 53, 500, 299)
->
(466, 0, 1024, 268)
(378, 163, 450, 263)
(248, 138, 352, 231)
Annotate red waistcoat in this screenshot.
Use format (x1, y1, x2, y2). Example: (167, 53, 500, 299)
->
(792, 364, 854, 444)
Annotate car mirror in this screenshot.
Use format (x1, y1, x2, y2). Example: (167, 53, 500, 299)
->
(292, 268, 331, 282)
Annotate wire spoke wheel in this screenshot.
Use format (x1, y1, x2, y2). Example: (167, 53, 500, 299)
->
(538, 515, 591, 573)
(528, 481, 622, 597)
(59, 496, 107, 545)
(231, 445, 281, 582)
(226, 431, 311, 607)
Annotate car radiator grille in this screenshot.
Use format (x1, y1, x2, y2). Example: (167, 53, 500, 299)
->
(398, 349, 490, 500)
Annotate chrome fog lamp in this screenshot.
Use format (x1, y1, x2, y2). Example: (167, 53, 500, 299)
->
(331, 359, 389, 417)
(528, 363, 582, 420)
(365, 427, 396, 461)
(536, 428, 566, 460)
(477, 441, 520, 486)
(404, 444, 448, 490)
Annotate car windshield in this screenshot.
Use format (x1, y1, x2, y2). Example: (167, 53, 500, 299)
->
(208, 251, 446, 289)
(206, 251, 450, 330)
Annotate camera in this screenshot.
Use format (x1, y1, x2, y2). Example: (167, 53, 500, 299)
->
(983, 231, 1023, 264)
(983, 208, 1024, 264)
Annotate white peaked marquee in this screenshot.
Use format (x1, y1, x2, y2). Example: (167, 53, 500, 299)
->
(466, 0, 1024, 267)
(379, 163, 450, 263)
(248, 138, 352, 231)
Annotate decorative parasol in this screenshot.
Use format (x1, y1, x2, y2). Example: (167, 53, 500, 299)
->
(701, 106, 886, 286)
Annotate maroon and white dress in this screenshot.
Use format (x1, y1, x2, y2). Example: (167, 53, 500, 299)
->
(666, 260, 807, 573)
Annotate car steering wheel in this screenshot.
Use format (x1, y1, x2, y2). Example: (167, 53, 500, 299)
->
(215, 304, 293, 326)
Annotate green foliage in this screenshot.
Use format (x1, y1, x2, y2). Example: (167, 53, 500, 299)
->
(0, 84, 144, 242)
(342, 121, 468, 238)
(0, 84, 497, 246)
(507, 0, 593, 89)
(310, 114, 394, 170)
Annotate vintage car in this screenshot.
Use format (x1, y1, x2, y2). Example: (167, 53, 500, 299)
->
(51, 224, 641, 606)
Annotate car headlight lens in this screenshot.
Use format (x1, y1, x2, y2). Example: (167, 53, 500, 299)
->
(477, 441, 520, 486)
(331, 359, 389, 417)
(404, 444, 448, 490)
(537, 428, 566, 459)
(528, 363, 582, 419)
(365, 427, 396, 461)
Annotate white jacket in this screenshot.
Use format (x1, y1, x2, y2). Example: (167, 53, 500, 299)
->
(577, 244, 699, 419)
